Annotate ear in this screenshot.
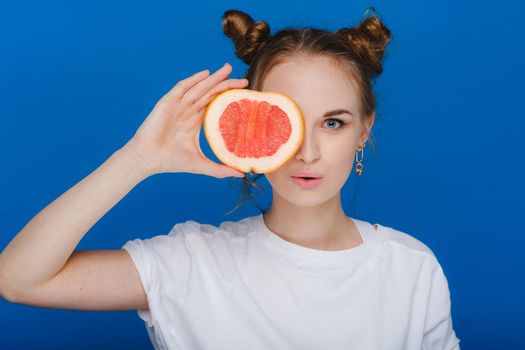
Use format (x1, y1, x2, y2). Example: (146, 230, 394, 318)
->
(360, 111, 375, 146)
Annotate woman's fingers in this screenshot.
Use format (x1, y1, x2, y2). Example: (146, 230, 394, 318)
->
(157, 63, 242, 114)
(195, 154, 245, 179)
(181, 63, 234, 106)
(163, 69, 211, 101)
(192, 78, 249, 111)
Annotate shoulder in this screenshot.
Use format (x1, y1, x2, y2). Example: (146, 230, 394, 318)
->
(168, 215, 254, 239)
(366, 221, 448, 282)
(373, 221, 437, 259)
(370, 222, 454, 303)
(160, 215, 258, 252)
(121, 218, 229, 259)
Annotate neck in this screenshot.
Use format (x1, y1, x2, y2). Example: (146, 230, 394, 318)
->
(262, 192, 363, 251)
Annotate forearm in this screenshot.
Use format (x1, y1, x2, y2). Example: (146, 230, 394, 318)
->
(0, 147, 152, 292)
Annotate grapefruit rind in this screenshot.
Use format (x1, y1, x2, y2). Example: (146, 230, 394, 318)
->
(203, 88, 304, 174)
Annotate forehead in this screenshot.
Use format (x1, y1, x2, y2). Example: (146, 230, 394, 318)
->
(260, 55, 360, 117)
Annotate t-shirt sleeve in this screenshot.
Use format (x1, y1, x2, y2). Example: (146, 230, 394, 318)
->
(422, 256, 461, 350)
(121, 222, 193, 327)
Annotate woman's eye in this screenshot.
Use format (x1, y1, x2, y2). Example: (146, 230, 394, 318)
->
(323, 118, 345, 130)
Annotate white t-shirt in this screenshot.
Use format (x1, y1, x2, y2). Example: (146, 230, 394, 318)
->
(121, 213, 461, 350)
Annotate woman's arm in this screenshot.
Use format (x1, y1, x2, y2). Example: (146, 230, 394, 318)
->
(0, 62, 247, 302)
(0, 146, 151, 297)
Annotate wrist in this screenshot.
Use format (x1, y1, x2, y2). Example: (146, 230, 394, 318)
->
(112, 146, 157, 181)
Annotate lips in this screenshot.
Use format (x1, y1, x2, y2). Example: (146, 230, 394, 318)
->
(291, 176, 323, 189)
(291, 171, 322, 179)
(290, 171, 323, 189)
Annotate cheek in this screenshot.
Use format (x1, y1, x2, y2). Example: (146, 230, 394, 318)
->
(325, 139, 355, 162)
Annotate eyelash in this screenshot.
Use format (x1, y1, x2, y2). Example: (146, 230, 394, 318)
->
(323, 118, 346, 131)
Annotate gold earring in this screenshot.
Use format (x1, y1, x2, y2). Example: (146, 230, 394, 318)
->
(355, 144, 365, 175)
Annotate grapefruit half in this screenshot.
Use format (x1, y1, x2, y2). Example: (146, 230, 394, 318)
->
(203, 88, 304, 174)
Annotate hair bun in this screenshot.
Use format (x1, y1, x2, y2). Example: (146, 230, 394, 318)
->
(336, 7, 392, 78)
(222, 9, 271, 65)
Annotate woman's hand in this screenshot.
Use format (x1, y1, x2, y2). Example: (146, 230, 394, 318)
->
(120, 62, 248, 178)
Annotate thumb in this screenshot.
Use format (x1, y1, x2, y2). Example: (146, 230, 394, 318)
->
(205, 164, 245, 179)
(219, 165, 245, 178)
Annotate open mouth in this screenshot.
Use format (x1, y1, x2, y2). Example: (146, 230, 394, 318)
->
(291, 176, 323, 188)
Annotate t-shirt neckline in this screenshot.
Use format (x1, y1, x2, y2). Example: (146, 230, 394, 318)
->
(252, 213, 384, 263)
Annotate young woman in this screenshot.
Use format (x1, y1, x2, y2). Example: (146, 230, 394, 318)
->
(0, 8, 460, 350)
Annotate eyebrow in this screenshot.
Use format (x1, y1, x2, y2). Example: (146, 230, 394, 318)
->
(323, 109, 353, 118)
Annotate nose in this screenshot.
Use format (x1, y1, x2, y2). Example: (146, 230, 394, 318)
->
(294, 128, 321, 164)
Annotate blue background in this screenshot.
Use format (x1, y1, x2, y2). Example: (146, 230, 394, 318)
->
(1, 0, 523, 349)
